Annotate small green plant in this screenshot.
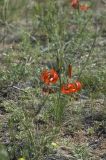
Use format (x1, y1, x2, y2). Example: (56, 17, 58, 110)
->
(74, 144, 90, 160)
(40, 65, 82, 125)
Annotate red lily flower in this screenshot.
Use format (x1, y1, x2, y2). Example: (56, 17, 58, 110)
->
(61, 83, 77, 94)
(80, 4, 90, 11)
(71, 0, 79, 9)
(41, 69, 59, 85)
(61, 81, 82, 94)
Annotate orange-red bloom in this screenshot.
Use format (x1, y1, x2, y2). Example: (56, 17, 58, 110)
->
(61, 83, 77, 94)
(61, 81, 82, 94)
(41, 69, 59, 85)
(80, 4, 90, 11)
(71, 0, 79, 9)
